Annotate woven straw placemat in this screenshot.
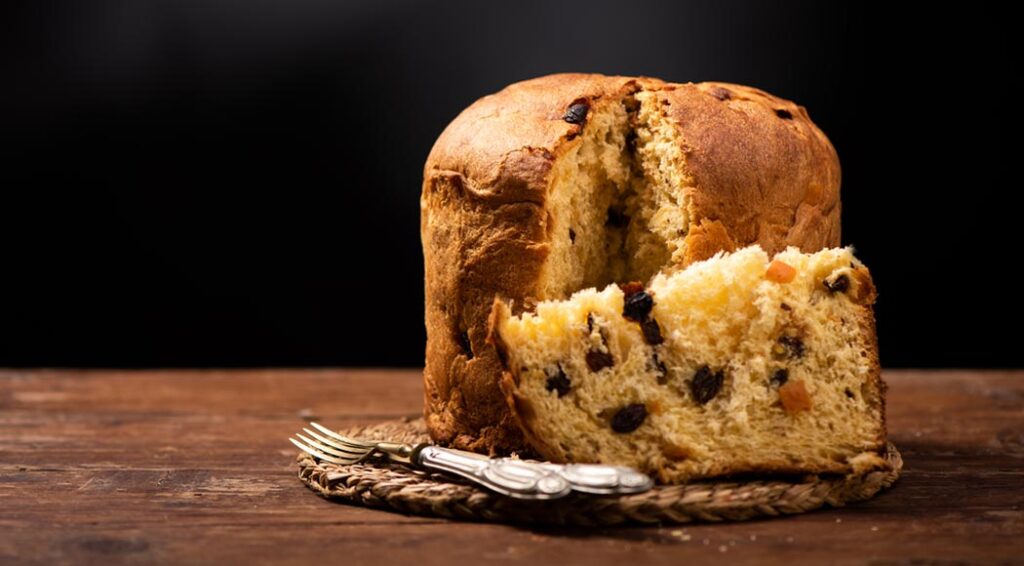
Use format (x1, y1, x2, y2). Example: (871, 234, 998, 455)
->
(296, 418, 901, 526)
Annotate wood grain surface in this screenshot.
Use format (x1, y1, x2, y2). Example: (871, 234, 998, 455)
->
(1, 369, 1022, 565)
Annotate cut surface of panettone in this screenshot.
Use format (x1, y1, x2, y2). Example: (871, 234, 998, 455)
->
(490, 246, 885, 483)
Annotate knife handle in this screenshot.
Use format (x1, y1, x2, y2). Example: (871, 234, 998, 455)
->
(411, 445, 572, 500)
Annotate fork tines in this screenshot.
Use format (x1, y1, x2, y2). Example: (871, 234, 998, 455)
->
(290, 422, 378, 465)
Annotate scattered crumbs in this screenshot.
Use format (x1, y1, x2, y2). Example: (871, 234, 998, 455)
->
(835, 518, 843, 523)
(703, 539, 710, 545)
(729, 540, 736, 546)
(719, 545, 728, 553)
(914, 431, 922, 437)
(671, 530, 683, 537)
(750, 534, 757, 541)
(681, 534, 691, 541)
(786, 536, 794, 543)
(871, 526, 879, 532)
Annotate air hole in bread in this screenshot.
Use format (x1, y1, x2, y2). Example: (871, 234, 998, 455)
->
(456, 330, 473, 360)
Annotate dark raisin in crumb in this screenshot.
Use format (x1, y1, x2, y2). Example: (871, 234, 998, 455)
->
(586, 349, 614, 372)
(845, 388, 855, 399)
(606, 207, 630, 227)
(457, 331, 473, 359)
(568, 228, 576, 243)
(780, 303, 792, 311)
(610, 403, 647, 433)
(623, 290, 654, 322)
(563, 102, 589, 125)
(618, 281, 645, 298)
(690, 365, 725, 404)
(652, 354, 669, 385)
(825, 274, 850, 293)
(710, 87, 732, 101)
(775, 108, 793, 119)
(777, 335, 806, 359)
(545, 366, 572, 397)
(641, 318, 664, 345)
(770, 368, 789, 387)
(586, 313, 595, 333)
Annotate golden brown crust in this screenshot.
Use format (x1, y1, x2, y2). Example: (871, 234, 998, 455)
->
(491, 298, 559, 461)
(851, 266, 888, 453)
(422, 74, 843, 454)
(654, 82, 842, 265)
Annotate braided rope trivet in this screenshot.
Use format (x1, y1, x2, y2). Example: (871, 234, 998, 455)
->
(296, 418, 902, 526)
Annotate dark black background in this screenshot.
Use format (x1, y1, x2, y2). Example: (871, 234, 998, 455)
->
(1, 1, 1012, 367)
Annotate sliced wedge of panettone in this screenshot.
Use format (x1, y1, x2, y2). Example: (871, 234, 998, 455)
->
(490, 246, 885, 483)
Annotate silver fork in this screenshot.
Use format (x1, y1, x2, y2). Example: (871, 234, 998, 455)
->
(290, 422, 653, 500)
(290, 422, 418, 465)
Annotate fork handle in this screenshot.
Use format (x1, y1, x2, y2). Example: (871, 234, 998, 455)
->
(411, 445, 572, 500)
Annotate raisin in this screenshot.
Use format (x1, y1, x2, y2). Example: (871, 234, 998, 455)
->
(690, 365, 724, 405)
(586, 349, 614, 372)
(780, 303, 792, 311)
(568, 228, 576, 243)
(775, 108, 793, 119)
(845, 388, 855, 399)
(770, 368, 789, 387)
(618, 281, 645, 298)
(651, 354, 669, 385)
(563, 102, 589, 125)
(606, 207, 630, 227)
(825, 274, 850, 293)
(710, 86, 732, 101)
(641, 318, 664, 345)
(545, 366, 571, 397)
(775, 335, 805, 359)
(610, 403, 647, 433)
(623, 290, 654, 322)
(586, 312, 595, 333)
(457, 331, 473, 359)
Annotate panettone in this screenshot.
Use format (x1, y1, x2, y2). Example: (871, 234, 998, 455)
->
(421, 74, 841, 454)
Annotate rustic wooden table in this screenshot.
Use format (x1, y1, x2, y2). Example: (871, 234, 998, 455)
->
(1, 369, 1021, 565)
